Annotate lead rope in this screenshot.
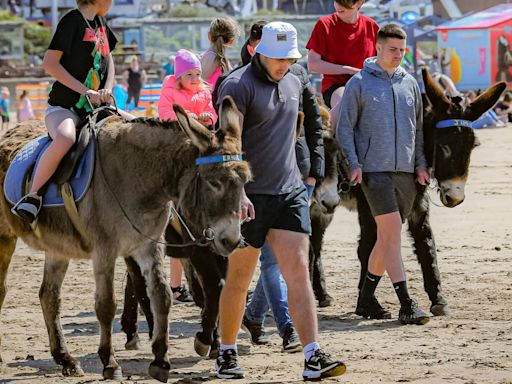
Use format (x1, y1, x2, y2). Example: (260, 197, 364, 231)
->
(426, 136, 445, 208)
(92, 111, 212, 248)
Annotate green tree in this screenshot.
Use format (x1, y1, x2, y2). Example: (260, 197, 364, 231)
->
(24, 22, 52, 60)
(0, 10, 51, 63)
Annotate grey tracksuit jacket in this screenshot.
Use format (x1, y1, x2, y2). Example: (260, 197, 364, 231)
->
(336, 57, 427, 173)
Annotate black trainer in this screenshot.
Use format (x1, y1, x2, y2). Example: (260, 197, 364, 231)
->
(303, 348, 346, 381)
(171, 285, 194, 303)
(356, 295, 392, 319)
(11, 192, 42, 224)
(399, 298, 430, 325)
(282, 326, 302, 353)
(215, 349, 244, 379)
(241, 315, 269, 345)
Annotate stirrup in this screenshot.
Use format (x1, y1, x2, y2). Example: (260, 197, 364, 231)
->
(11, 192, 42, 224)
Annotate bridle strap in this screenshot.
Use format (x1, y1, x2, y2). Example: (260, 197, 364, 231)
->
(436, 119, 474, 129)
(94, 125, 213, 248)
(195, 154, 244, 165)
(431, 118, 475, 179)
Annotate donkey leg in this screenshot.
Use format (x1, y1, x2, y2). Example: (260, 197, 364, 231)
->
(39, 253, 84, 376)
(355, 187, 377, 292)
(122, 257, 155, 350)
(92, 255, 122, 380)
(310, 214, 334, 307)
(0, 234, 17, 371)
(133, 243, 171, 383)
(121, 273, 141, 350)
(189, 248, 225, 358)
(182, 257, 205, 308)
(407, 193, 449, 316)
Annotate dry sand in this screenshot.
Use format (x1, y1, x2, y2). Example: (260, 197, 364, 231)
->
(0, 125, 511, 383)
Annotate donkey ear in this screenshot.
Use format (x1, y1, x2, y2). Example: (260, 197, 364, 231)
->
(218, 96, 242, 141)
(422, 67, 450, 111)
(173, 104, 211, 152)
(464, 81, 507, 121)
(296, 111, 304, 142)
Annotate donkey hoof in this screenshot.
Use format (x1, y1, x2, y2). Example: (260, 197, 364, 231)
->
(103, 366, 123, 381)
(194, 334, 210, 357)
(149, 360, 170, 383)
(62, 362, 85, 377)
(431, 303, 450, 316)
(209, 345, 220, 360)
(62, 364, 85, 377)
(318, 295, 335, 308)
(125, 333, 142, 350)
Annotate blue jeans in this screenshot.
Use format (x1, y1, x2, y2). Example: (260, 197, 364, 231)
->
(472, 110, 498, 129)
(245, 242, 292, 337)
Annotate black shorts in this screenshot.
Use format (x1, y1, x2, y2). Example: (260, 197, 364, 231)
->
(242, 185, 311, 249)
(361, 172, 417, 221)
(1, 115, 9, 123)
(322, 83, 343, 108)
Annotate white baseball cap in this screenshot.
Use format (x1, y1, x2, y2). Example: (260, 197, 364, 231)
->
(255, 22, 302, 60)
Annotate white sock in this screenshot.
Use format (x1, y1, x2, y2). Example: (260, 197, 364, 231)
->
(220, 343, 237, 353)
(304, 341, 321, 361)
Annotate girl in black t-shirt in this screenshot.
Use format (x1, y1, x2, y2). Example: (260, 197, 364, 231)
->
(12, 0, 117, 223)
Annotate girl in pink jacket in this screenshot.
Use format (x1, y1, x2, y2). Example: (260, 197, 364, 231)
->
(158, 49, 217, 125)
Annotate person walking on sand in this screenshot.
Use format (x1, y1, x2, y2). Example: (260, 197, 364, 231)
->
(215, 22, 346, 381)
(337, 24, 431, 325)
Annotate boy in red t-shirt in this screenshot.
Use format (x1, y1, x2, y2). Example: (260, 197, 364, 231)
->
(306, 0, 378, 125)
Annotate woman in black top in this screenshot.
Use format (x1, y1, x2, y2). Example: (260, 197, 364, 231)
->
(12, 0, 118, 223)
(123, 55, 146, 110)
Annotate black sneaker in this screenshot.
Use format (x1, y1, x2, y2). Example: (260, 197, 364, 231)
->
(11, 192, 42, 224)
(171, 285, 194, 303)
(215, 349, 244, 379)
(303, 349, 346, 381)
(282, 327, 301, 353)
(399, 298, 430, 325)
(241, 315, 269, 345)
(356, 295, 392, 319)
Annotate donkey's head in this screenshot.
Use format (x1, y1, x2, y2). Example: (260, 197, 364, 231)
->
(310, 105, 342, 215)
(174, 97, 251, 256)
(422, 68, 506, 207)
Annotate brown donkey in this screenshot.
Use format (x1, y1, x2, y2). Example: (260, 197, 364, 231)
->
(0, 97, 250, 382)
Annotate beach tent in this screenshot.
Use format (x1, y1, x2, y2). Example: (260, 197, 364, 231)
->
(436, 3, 512, 90)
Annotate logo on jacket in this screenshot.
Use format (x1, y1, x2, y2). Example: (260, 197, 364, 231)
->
(406, 96, 414, 106)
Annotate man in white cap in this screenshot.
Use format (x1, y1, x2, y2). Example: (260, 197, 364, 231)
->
(215, 21, 346, 381)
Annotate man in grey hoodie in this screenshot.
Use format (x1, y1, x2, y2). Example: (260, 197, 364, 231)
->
(337, 24, 430, 325)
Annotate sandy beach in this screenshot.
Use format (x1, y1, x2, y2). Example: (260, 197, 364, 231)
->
(0, 125, 511, 384)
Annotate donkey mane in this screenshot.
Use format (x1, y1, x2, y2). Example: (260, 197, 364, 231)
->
(131, 117, 183, 130)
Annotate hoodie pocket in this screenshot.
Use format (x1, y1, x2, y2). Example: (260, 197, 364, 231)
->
(363, 137, 371, 160)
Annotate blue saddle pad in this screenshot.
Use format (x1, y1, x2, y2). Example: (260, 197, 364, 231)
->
(3, 135, 95, 208)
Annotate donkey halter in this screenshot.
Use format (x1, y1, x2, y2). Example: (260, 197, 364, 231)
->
(427, 118, 475, 207)
(91, 99, 245, 248)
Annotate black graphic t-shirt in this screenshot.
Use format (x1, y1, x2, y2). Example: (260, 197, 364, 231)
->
(47, 9, 117, 109)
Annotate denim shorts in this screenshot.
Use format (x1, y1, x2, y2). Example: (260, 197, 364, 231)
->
(242, 184, 311, 249)
(361, 172, 417, 221)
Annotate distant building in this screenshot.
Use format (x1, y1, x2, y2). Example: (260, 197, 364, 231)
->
(432, 0, 511, 19)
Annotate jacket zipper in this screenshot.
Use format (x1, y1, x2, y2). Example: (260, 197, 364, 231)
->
(390, 78, 397, 171)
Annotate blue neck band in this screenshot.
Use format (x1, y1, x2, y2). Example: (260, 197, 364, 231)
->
(195, 154, 244, 166)
(436, 119, 474, 129)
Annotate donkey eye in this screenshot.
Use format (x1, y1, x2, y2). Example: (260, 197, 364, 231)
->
(440, 144, 452, 158)
(207, 180, 223, 190)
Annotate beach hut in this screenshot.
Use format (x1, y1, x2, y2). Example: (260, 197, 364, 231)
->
(436, 3, 512, 91)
